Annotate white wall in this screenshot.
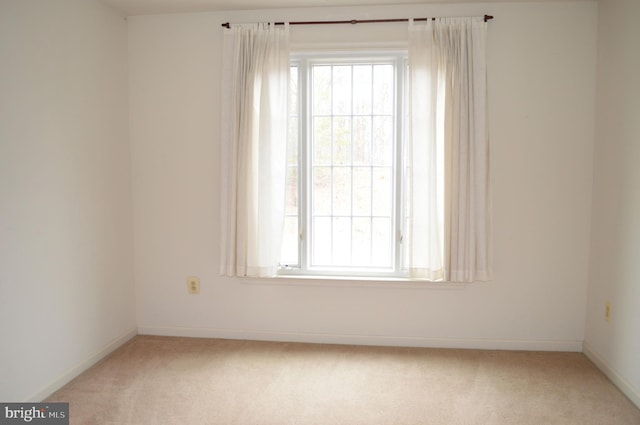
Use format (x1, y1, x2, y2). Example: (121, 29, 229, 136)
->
(130, 1, 597, 351)
(0, 0, 136, 401)
(584, 0, 640, 407)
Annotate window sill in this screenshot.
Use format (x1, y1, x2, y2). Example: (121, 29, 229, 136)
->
(239, 274, 469, 290)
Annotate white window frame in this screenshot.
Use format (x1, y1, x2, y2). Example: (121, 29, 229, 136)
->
(279, 49, 409, 279)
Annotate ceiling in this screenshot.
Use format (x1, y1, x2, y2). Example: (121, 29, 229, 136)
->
(101, 0, 585, 16)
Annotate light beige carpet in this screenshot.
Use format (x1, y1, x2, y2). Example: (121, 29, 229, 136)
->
(46, 336, 640, 425)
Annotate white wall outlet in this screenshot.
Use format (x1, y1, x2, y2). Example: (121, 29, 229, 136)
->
(187, 276, 200, 294)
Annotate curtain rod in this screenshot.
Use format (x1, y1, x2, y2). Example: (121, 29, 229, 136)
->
(221, 15, 494, 28)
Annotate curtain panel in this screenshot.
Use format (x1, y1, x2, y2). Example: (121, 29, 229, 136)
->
(407, 17, 492, 282)
(219, 23, 290, 277)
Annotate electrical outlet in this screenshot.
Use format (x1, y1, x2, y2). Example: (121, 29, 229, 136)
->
(187, 276, 200, 294)
(605, 302, 612, 322)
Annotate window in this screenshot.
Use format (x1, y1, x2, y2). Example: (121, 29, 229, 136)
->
(280, 51, 408, 278)
(221, 20, 490, 281)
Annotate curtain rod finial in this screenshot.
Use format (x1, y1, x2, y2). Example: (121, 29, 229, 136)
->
(222, 22, 230, 28)
(484, 15, 494, 22)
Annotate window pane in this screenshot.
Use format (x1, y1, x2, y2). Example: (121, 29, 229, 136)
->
(373, 64, 393, 115)
(282, 66, 299, 268)
(372, 167, 392, 216)
(313, 166, 331, 215)
(353, 65, 372, 115)
(403, 160, 411, 270)
(289, 66, 298, 113)
(373, 116, 393, 166)
(285, 166, 298, 215)
(312, 217, 331, 266)
(313, 117, 331, 165)
(280, 216, 299, 266)
(353, 167, 371, 216)
(352, 217, 371, 266)
(353, 116, 371, 165)
(333, 167, 351, 216)
(333, 116, 351, 165)
(313, 66, 331, 115)
(332, 66, 351, 115)
(287, 116, 298, 165)
(332, 217, 351, 266)
(372, 217, 391, 267)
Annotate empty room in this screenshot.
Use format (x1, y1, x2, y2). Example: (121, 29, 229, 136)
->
(1, 0, 639, 423)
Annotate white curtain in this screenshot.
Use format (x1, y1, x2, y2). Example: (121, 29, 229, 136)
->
(407, 17, 492, 282)
(219, 23, 290, 277)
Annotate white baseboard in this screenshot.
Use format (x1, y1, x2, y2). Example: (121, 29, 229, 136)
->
(583, 341, 640, 409)
(29, 328, 138, 402)
(137, 326, 583, 352)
